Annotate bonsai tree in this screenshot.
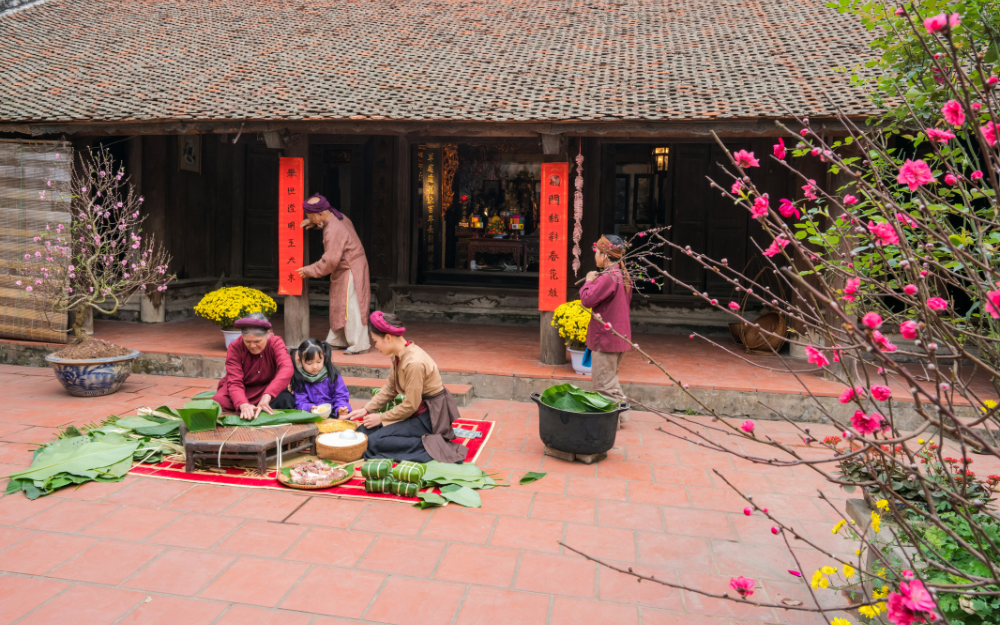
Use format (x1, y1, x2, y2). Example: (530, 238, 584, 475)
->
(17, 147, 173, 342)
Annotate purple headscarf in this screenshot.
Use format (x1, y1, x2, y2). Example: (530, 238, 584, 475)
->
(302, 194, 344, 220)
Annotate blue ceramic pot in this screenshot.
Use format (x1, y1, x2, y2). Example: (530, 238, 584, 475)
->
(46, 349, 141, 397)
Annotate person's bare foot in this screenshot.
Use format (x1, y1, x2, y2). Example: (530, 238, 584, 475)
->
(344, 348, 370, 356)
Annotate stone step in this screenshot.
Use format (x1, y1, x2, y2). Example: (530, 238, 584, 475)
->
(341, 377, 475, 408)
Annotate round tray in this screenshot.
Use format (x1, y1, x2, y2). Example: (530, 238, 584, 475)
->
(277, 461, 358, 490)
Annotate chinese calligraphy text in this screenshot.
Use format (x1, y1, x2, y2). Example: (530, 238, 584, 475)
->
(278, 157, 304, 296)
(539, 162, 569, 311)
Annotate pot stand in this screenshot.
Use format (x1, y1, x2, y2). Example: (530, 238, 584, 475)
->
(543, 446, 607, 465)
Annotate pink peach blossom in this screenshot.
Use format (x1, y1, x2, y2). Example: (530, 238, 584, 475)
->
(763, 237, 790, 257)
(743, 507, 753, 516)
(770, 526, 779, 535)
(863, 312, 883, 329)
(926, 297, 948, 311)
(802, 179, 818, 200)
(971, 170, 984, 181)
(843, 277, 860, 302)
(731, 179, 743, 194)
(788, 569, 802, 577)
(869, 221, 900, 246)
(843, 194, 858, 205)
(733, 150, 759, 168)
(982, 122, 998, 146)
(904, 284, 918, 295)
(751, 195, 769, 219)
(989, 76, 1000, 86)
(773, 138, 786, 160)
(886, 579, 937, 625)
(873, 330, 898, 352)
(806, 346, 830, 368)
(942, 100, 965, 126)
(897, 211, 918, 226)
(925, 128, 955, 143)
(741, 420, 755, 433)
(729, 301, 740, 310)
(984, 290, 1000, 319)
(839, 386, 865, 403)
(944, 173, 958, 185)
(924, 13, 948, 32)
(851, 410, 885, 435)
(871, 385, 892, 401)
(729, 576, 755, 598)
(896, 159, 935, 191)
(778, 198, 800, 219)
(900, 320, 919, 339)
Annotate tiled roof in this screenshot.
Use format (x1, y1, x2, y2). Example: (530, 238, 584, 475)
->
(0, 0, 878, 124)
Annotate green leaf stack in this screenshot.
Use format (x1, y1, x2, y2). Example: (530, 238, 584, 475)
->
(539, 384, 619, 413)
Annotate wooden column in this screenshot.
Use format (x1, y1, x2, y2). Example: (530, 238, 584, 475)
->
(283, 134, 311, 349)
(540, 135, 568, 365)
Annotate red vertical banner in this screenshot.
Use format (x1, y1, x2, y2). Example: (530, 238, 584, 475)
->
(278, 157, 304, 296)
(539, 162, 569, 311)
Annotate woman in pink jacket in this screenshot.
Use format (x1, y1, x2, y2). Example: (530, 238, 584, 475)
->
(579, 235, 632, 426)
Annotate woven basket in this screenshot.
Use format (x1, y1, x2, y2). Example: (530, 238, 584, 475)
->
(317, 419, 359, 434)
(729, 311, 788, 354)
(317, 432, 367, 463)
(276, 462, 357, 490)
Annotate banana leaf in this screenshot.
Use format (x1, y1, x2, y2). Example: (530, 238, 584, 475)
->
(218, 409, 321, 428)
(114, 416, 162, 430)
(133, 421, 181, 437)
(439, 483, 481, 508)
(415, 491, 447, 509)
(192, 390, 216, 400)
(539, 383, 619, 413)
(9, 436, 139, 483)
(170, 400, 221, 433)
(519, 472, 547, 485)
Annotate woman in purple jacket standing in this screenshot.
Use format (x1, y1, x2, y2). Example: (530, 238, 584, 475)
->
(291, 339, 352, 417)
(579, 235, 633, 427)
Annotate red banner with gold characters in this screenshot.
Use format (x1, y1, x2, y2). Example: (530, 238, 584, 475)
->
(279, 157, 304, 296)
(539, 162, 569, 311)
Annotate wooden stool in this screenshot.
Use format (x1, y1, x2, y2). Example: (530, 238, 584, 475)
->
(181, 423, 319, 475)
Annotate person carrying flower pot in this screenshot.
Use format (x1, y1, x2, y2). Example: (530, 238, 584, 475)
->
(580, 235, 632, 426)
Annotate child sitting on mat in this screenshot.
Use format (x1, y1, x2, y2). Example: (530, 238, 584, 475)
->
(291, 338, 351, 417)
(345, 312, 467, 463)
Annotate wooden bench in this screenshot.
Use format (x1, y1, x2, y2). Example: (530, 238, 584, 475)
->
(180, 423, 319, 476)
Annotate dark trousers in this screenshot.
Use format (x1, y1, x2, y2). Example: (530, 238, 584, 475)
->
(271, 390, 296, 410)
(357, 411, 434, 463)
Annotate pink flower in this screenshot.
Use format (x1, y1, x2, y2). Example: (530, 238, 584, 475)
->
(710, 299, 718, 305)
(729, 301, 740, 310)
(896, 212, 916, 226)
(868, 221, 900, 246)
(810, 148, 820, 157)
(25, 286, 32, 292)
(733, 150, 759, 168)
(773, 138, 786, 160)
(873, 330, 898, 352)
(741, 420, 755, 433)
(950, 13, 962, 27)
(863, 312, 883, 329)
(942, 100, 965, 126)
(871, 385, 892, 401)
(806, 346, 830, 368)
(802, 179, 818, 200)
(763, 237, 790, 257)
(14, 280, 21, 286)
(982, 122, 998, 146)
(731, 179, 743, 195)
(924, 13, 948, 33)
(900, 320, 919, 338)
(778, 198, 800, 219)
(799, 128, 809, 136)
(926, 297, 948, 311)
(984, 290, 1000, 319)
(843, 194, 858, 205)
(925, 128, 955, 143)
(989, 76, 1000, 86)
(944, 173, 958, 185)
(743, 507, 753, 516)
(604, 323, 611, 330)
(886, 580, 938, 625)
(770, 526, 779, 535)
(843, 277, 860, 302)
(896, 159, 935, 191)
(788, 570, 802, 577)
(904, 284, 918, 295)
(851, 410, 885, 435)
(751, 195, 769, 219)
(971, 170, 984, 181)
(729, 576, 755, 598)
(839, 386, 865, 403)
(972, 102, 983, 110)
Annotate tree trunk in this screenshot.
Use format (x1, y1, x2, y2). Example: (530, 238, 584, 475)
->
(71, 305, 93, 342)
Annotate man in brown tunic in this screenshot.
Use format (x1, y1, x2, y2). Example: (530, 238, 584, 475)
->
(296, 194, 371, 354)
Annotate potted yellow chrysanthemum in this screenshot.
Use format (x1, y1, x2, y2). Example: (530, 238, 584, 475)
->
(551, 300, 592, 375)
(194, 287, 277, 346)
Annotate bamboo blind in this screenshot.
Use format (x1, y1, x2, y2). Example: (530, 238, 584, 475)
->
(0, 139, 73, 343)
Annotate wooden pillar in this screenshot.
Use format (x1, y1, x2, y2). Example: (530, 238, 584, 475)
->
(540, 135, 568, 365)
(283, 134, 311, 350)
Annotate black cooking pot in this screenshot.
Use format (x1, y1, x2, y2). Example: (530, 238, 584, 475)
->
(531, 392, 629, 456)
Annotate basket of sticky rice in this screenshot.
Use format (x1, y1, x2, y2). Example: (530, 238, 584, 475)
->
(317, 418, 358, 434)
(316, 428, 368, 462)
(277, 459, 355, 490)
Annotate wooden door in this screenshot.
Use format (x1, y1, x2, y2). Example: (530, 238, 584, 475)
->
(669, 144, 711, 292)
(243, 146, 279, 279)
(707, 143, 750, 296)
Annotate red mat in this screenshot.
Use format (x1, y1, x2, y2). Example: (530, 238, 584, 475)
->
(129, 418, 496, 503)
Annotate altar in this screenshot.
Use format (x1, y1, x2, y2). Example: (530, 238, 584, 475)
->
(466, 238, 529, 272)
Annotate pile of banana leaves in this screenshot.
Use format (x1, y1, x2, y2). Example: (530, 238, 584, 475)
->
(414, 461, 501, 509)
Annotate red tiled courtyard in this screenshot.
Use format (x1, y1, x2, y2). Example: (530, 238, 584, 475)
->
(3, 362, 996, 624)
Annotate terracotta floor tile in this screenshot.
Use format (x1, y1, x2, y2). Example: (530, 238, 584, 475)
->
(485, 449, 544, 471)
(103, 478, 191, 508)
(639, 608, 731, 625)
(200, 556, 309, 607)
(597, 460, 655, 481)
(635, 532, 715, 571)
(17, 500, 120, 534)
(283, 497, 367, 528)
(541, 455, 598, 477)
(454, 587, 550, 625)
(473, 488, 534, 517)
(48, 539, 164, 585)
(530, 493, 596, 525)
(46, 476, 133, 501)
(352, 501, 429, 536)
(0, 491, 60, 525)
(507, 470, 567, 494)
(597, 500, 663, 532)
(514, 551, 597, 598)
(0, 527, 32, 551)
(662, 507, 738, 541)
(278, 565, 385, 618)
(710, 540, 798, 582)
(0, 575, 70, 624)
(16, 584, 145, 625)
(434, 543, 519, 587)
(116, 595, 228, 625)
(653, 464, 713, 488)
(627, 481, 690, 507)
(82, 506, 181, 541)
(686, 486, 749, 513)
(212, 604, 313, 625)
(0, 532, 97, 575)
(282, 526, 377, 567)
(680, 570, 778, 622)
(598, 565, 685, 611)
(364, 577, 466, 625)
(222, 491, 310, 521)
(145, 512, 243, 550)
(566, 475, 628, 501)
(550, 596, 639, 625)
(490, 516, 564, 553)
(358, 535, 447, 577)
(212, 520, 308, 558)
(563, 523, 635, 562)
(419, 508, 496, 544)
(161, 484, 247, 514)
(123, 549, 236, 596)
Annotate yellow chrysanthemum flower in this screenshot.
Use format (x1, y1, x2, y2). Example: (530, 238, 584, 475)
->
(982, 399, 998, 414)
(810, 570, 824, 590)
(821, 566, 837, 575)
(194, 287, 277, 330)
(876, 499, 889, 511)
(871, 511, 881, 533)
(858, 605, 881, 618)
(831, 618, 852, 625)
(917, 438, 926, 444)
(832, 519, 846, 534)
(874, 586, 889, 599)
(842, 564, 855, 578)
(552, 300, 592, 349)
